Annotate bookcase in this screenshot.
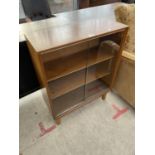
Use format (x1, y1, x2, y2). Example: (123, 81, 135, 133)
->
(25, 19, 128, 124)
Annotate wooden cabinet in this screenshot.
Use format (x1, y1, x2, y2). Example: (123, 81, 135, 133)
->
(24, 16, 128, 124)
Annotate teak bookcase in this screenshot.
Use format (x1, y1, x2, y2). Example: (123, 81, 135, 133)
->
(25, 19, 128, 125)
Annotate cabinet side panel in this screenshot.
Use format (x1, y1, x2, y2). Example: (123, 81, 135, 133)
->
(110, 28, 128, 88)
(26, 41, 54, 116)
(26, 41, 47, 87)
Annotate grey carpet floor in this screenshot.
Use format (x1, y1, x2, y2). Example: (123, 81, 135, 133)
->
(19, 90, 134, 155)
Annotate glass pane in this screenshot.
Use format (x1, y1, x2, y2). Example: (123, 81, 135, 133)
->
(52, 85, 85, 117)
(85, 39, 119, 99)
(46, 43, 88, 117)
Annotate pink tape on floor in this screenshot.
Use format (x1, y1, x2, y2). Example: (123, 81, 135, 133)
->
(38, 122, 56, 137)
(112, 104, 128, 120)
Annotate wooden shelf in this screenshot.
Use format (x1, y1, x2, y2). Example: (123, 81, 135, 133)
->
(48, 60, 111, 99)
(52, 86, 85, 117)
(52, 80, 108, 118)
(45, 47, 114, 82)
(45, 51, 87, 81)
(85, 79, 108, 98)
(87, 60, 112, 83)
(49, 70, 86, 99)
(87, 47, 114, 67)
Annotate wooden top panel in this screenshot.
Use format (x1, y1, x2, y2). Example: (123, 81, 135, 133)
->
(25, 19, 127, 52)
(20, 2, 127, 52)
(20, 3, 122, 33)
(20, 16, 68, 35)
(19, 2, 125, 43)
(55, 2, 122, 22)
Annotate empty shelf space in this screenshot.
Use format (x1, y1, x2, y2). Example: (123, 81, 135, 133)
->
(87, 60, 112, 83)
(48, 70, 86, 99)
(44, 47, 114, 82)
(88, 47, 114, 66)
(48, 60, 111, 99)
(85, 80, 108, 98)
(52, 80, 108, 118)
(44, 51, 87, 81)
(52, 86, 85, 117)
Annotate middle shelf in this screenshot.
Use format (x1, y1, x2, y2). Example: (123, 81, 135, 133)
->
(44, 47, 114, 82)
(48, 60, 112, 99)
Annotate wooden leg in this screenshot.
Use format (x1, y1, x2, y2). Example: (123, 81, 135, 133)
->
(55, 118, 61, 125)
(102, 92, 107, 100)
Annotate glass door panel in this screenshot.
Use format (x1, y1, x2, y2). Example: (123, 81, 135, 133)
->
(46, 44, 88, 117)
(85, 39, 119, 99)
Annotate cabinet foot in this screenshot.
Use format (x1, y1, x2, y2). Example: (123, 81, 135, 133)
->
(55, 118, 61, 125)
(102, 92, 107, 100)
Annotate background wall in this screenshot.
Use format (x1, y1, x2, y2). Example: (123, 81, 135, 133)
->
(19, 0, 77, 19)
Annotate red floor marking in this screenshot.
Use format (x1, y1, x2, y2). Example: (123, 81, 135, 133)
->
(112, 104, 128, 120)
(38, 122, 56, 137)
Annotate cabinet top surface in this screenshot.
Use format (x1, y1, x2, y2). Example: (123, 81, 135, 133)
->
(20, 2, 128, 52)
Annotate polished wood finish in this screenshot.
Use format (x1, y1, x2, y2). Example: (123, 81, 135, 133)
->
(21, 3, 128, 124)
(25, 19, 126, 52)
(26, 41, 46, 87)
(20, 3, 125, 42)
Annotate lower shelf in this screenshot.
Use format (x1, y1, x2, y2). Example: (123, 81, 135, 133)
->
(85, 79, 107, 98)
(52, 80, 108, 118)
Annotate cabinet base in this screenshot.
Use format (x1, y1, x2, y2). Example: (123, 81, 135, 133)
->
(102, 92, 108, 100)
(55, 118, 61, 125)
